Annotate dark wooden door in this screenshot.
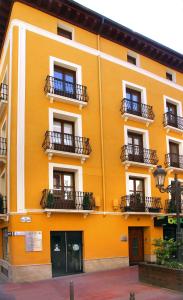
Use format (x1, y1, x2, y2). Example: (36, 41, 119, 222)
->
(53, 119, 75, 152)
(50, 231, 83, 277)
(126, 88, 141, 116)
(169, 142, 179, 167)
(166, 102, 177, 127)
(128, 132, 143, 162)
(129, 227, 144, 265)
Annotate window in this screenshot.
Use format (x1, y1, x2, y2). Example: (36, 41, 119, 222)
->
(166, 102, 177, 127)
(169, 141, 179, 167)
(127, 54, 136, 65)
(53, 119, 75, 151)
(57, 27, 72, 40)
(128, 132, 143, 162)
(53, 65, 76, 98)
(53, 171, 75, 208)
(126, 88, 142, 115)
(128, 177, 145, 211)
(166, 72, 173, 81)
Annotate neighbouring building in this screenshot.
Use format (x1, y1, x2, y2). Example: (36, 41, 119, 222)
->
(0, 0, 183, 282)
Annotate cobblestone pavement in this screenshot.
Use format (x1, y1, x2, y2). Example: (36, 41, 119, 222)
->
(1, 266, 183, 300)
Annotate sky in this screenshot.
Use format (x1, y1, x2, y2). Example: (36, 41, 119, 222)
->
(75, 0, 183, 55)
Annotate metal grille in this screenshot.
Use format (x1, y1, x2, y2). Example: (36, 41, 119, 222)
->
(165, 153, 183, 169)
(165, 199, 183, 213)
(120, 98, 154, 120)
(120, 145, 158, 165)
(0, 83, 8, 102)
(163, 112, 183, 130)
(42, 131, 91, 155)
(0, 196, 7, 214)
(40, 190, 95, 210)
(121, 195, 162, 212)
(0, 137, 7, 156)
(44, 76, 88, 102)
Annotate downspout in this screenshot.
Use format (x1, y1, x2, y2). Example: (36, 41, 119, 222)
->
(97, 18, 106, 213)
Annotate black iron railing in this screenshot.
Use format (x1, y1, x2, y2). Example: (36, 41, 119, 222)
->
(44, 76, 88, 103)
(165, 199, 183, 214)
(0, 83, 8, 102)
(120, 98, 154, 120)
(40, 190, 95, 210)
(0, 137, 7, 156)
(0, 195, 7, 214)
(121, 195, 162, 212)
(42, 131, 91, 156)
(165, 153, 183, 169)
(163, 112, 183, 130)
(120, 145, 158, 165)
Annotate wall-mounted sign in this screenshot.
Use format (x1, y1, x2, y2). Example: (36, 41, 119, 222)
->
(120, 235, 128, 242)
(154, 216, 183, 227)
(25, 231, 42, 252)
(20, 216, 32, 223)
(8, 231, 25, 236)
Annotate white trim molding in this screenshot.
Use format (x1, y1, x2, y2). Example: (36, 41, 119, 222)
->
(17, 25, 26, 212)
(57, 22, 74, 40)
(48, 163, 83, 192)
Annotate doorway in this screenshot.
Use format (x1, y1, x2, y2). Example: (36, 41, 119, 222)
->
(128, 227, 144, 265)
(50, 231, 83, 277)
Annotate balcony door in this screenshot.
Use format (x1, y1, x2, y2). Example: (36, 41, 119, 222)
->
(126, 88, 141, 116)
(128, 132, 143, 162)
(129, 177, 145, 211)
(54, 65, 76, 98)
(166, 102, 177, 127)
(169, 142, 179, 168)
(53, 119, 75, 152)
(53, 171, 75, 209)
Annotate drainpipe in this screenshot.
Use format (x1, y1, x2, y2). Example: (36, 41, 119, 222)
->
(97, 18, 106, 213)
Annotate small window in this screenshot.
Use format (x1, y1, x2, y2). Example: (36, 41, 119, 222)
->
(57, 27, 72, 40)
(127, 54, 137, 65)
(166, 72, 173, 81)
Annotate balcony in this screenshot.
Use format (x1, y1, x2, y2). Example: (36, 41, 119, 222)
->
(42, 131, 91, 162)
(120, 145, 158, 169)
(44, 76, 88, 107)
(165, 153, 183, 172)
(163, 112, 183, 133)
(0, 83, 8, 115)
(0, 195, 7, 219)
(165, 199, 183, 214)
(121, 98, 154, 126)
(0, 137, 7, 165)
(121, 195, 162, 214)
(40, 190, 95, 214)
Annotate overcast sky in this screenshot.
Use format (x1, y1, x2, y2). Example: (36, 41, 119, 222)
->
(75, 0, 183, 55)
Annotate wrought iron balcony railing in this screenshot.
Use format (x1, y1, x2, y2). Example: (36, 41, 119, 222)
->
(165, 199, 183, 214)
(120, 145, 158, 165)
(163, 112, 183, 130)
(120, 98, 154, 120)
(121, 195, 162, 213)
(0, 83, 8, 102)
(165, 153, 183, 169)
(40, 189, 95, 210)
(42, 131, 91, 156)
(0, 137, 7, 156)
(0, 195, 7, 214)
(44, 76, 88, 103)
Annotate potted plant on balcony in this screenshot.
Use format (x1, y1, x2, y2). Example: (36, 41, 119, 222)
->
(83, 193, 91, 210)
(148, 198, 161, 213)
(46, 191, 54, 208)
(0, 193, 4, 214)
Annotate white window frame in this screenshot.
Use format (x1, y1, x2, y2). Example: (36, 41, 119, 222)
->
(1, 65, 8, 85)
(122, 80, 147, 104)
(166, 135, 183, 155)
(124, 125, 149, 149)
(1, 116, 7, 138)
(125, 172, 151, 197)
(49, 108, 82, 137)
(166, 70, 176, 83)
(49, 163, 83, 192)
(127, 50, 140, 67)
(49, 56, 82, 85)
(57, 23, 74, 40)
(163, 95, 182, 117)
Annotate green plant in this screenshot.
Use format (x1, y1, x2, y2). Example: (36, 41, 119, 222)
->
(47, 191, 54, 208)
(164, 260, 183, 270)
(153, 238, 177, 265)
(83, 194, 91, 210)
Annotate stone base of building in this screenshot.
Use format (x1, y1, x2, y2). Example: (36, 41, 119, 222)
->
(84, 256, 129, 272)
(144, 254, 156, 263)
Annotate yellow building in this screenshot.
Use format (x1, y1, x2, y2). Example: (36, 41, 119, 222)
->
(0, 0, 183, 282)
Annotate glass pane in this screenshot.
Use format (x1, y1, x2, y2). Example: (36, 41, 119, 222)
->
(129, 179, 134, 192)
(65, 73, 74, 83)
(132, 95, 138, 102)
(134, 138, 140, 145)
(136, 180, 143, 191)
(53, 121, 61, 132)
(132, 238, 138, 257)
(54, 70, 63, 80)
(126, 92, 131, 100)
(128, 137, 132, 144)
(64, 123, 73, 135)
(64, 175, 73, 187)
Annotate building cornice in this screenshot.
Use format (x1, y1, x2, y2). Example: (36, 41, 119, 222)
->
(0, 0, 183, 72)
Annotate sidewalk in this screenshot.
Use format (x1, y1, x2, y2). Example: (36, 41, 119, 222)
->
(1, 266, 183, 300)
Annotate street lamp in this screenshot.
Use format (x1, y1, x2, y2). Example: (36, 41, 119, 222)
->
(153, 165, 183, 262)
